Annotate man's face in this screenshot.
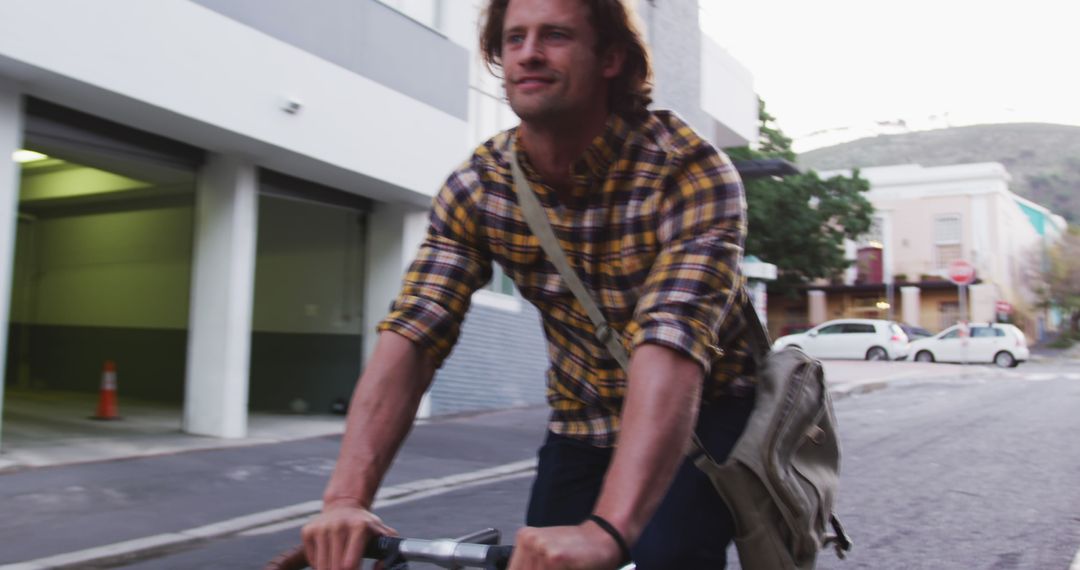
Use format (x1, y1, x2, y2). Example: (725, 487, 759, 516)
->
(501, 0, 621, 124)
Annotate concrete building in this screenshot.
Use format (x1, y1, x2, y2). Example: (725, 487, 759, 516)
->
(767, 162, 1067, 339)
(0, 0, 758, 449)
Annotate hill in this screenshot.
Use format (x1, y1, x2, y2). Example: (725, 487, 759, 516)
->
(798, 123, 1080, 223)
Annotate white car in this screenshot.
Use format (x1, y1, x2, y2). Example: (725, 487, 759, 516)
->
(909, 323, 1029, 367)
(772, 319, 910, 361)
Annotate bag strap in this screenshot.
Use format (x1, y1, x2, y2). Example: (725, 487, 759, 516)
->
(507, 137, 631, 371)
(509, 136, 715, 462)
(740, 291, 772, 366)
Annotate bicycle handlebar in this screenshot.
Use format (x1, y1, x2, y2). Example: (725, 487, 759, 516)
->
(264, 535, 514, 570)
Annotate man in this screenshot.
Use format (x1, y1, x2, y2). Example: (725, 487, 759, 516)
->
(302, 0, 756, 568)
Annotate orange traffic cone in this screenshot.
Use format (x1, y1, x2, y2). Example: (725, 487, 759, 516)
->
(92, 360, 121, 420)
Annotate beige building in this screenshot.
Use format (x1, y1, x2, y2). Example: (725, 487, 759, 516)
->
(767, 162, 1066, 340)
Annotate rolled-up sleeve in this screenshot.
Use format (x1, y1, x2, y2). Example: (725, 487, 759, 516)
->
(624, 141, 747, 374)
(377, 164, 492, 367)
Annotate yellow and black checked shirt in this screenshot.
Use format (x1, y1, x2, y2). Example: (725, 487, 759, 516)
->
(378, 111, 755, 447)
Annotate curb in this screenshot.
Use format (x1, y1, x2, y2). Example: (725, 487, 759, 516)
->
(830, 381, 890, 400)
(828, 369, 1007, 400)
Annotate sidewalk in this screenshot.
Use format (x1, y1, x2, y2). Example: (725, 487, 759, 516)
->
(1029, 340, 1080, 362)
(0, 389, 348, 473)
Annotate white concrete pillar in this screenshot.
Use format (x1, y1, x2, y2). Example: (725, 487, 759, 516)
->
(901, 286, 921, 327)
(0, 82, 23, 450)
(880, 212, 894, 283)
(968, 283, 997, 323)
(842, 239, 858, 285)
(184, 155, 258, 438)
(808, 290, 827, 325)
(363, 201, 430, 416)
(362, 203, 429, 360)
(748, 280, 768, 326)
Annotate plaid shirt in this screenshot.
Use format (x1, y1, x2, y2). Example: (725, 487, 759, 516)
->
(378, 111, 755, 447)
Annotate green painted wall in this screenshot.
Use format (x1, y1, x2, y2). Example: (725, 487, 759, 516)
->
(7, 188, 366, 412)
(29, 206, 195, 328)
(5, 324, 187, 401)
(248, 331, 361, 413)
(252, 196, 364, 335)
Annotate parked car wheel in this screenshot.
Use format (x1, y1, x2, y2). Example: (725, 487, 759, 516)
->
(915, 350, 935, 363)
(994, 351, 1016, 368)
(866, 346, 889, 361)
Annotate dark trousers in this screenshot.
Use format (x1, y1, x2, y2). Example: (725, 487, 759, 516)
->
(525, 397, 753, 569)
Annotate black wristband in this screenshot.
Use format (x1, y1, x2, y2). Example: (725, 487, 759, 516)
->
(587, 514, 632, 565)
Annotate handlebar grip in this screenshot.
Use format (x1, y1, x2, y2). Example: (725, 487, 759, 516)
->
(485, 544, 514, 569)
(363, 535, 404, 559)
(266, 536, 508, 569)
(265, 536, 403, 570)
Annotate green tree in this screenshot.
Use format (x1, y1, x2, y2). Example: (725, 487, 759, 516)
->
(1033, 227, 1080, 334)
(728, 101, 874, 296)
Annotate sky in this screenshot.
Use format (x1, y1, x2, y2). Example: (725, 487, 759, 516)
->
(700, 0, 1080, 151)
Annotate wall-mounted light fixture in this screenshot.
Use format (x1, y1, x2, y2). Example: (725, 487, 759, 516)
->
(12, 149, 48, 163)
(281, 97, 303, 115)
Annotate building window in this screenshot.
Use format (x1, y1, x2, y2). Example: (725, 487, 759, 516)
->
(934, 215, 962, 270)
(377, 0, 442, 31)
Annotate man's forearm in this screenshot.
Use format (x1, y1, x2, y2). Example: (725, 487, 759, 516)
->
(322, 331, 437, 508)
(591, 343, 704, 544)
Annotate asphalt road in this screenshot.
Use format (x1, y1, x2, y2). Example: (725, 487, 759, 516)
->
(814, 362, 1080, 570)
(11, 361, 1080, 569)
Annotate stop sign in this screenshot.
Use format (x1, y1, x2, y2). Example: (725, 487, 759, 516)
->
(948, 259, 976, 285)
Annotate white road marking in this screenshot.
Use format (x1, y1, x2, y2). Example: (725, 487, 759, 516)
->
(0, 535, 186, 570)
(240, 469, 536, 537)
(1066, 373, 1080, 381)
(1070, 544, 1080, 570)
(1023, 373, 1058, 382)
(0, 459, 538, 570)
(235, 515, 317, 538)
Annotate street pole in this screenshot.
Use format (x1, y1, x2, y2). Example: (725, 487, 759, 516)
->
(960, 283, 969, 374)
(886, 280, 895, 322)
(947, 259, 975, 377)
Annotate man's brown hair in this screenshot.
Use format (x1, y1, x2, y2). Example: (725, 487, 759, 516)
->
(480, 0, 653, 121)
